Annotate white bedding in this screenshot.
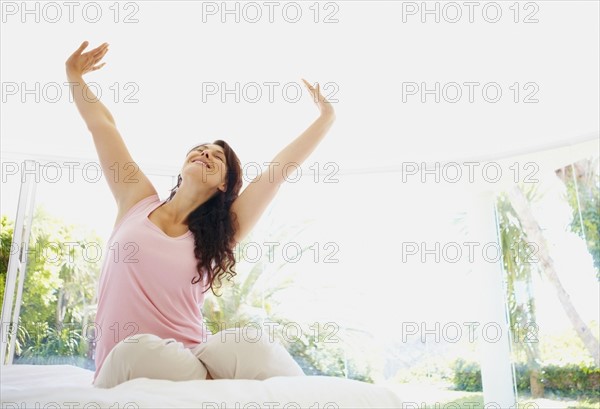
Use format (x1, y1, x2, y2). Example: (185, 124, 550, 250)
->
(1, 365, 404, 408)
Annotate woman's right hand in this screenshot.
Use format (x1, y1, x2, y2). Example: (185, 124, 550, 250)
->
(65, 41, 109, 77)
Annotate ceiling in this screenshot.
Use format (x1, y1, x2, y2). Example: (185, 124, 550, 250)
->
(1, 1, 598, 174)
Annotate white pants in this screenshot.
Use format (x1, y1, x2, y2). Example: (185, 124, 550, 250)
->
(94, 329, 305, 388)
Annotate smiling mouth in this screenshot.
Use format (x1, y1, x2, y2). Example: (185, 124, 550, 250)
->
(191, 159, 211, 169)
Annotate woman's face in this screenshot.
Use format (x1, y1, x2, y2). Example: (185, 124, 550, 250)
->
(181, 143, 228, 193)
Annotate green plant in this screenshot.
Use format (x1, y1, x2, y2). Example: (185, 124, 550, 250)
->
(1, 207, 102, 365)
(452, 358, 482, 392)
(202, 218, 375, 383)
(540, 364, 600, 399)
(0, 215, 15, 309)
(558, 158, 600, 279)
(452, 359, 600, 399)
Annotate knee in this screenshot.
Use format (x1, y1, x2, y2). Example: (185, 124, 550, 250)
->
(214, 327, 273, 352)
(243, 328, 281, 355)
(94, 334, 161, 388)
(210, 328, 305, 378)
(245, 330, 305, 377)
(110, 333, 162, 363)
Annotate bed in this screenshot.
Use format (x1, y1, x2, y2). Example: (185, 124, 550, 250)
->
(1, 364, 404, 408)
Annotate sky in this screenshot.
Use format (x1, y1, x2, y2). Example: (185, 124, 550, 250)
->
(1, 0, 599, 376)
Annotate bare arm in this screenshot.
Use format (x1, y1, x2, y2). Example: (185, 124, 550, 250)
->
(231, 79, 335, 244)
(66, 42, 115, 127)
(66, 41, 156, 219)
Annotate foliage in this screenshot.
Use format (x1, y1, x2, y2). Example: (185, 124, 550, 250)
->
(561, 158, 600, 280)
(1, 207, 102, 364)
(0, 215, 14, 310)
(495, 184, 545, 384)
(281, 321, 346, 377)
(539, 325, 599, 367)
(451, 184, 546, 394)
(202, 219, 312, 333)
(3, 205, 377, 380)
(392, 349, 465, 385)
(280, 320, 375, 382)
(452, 358, 482, 392)
(202, 220, 374, 382)
(452, 359, 600, 399)
(19, 321, 84, 358)
(540, 364, 600, 399)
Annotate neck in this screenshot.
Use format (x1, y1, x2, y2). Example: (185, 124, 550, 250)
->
(163, 187, 215, 225)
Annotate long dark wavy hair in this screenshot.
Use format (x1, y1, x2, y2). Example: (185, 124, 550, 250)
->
(167, 140, 243, 295)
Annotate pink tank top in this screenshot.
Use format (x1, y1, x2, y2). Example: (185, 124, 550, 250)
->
(93, 194, 209, 380)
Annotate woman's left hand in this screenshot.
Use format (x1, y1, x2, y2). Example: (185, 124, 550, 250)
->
(302, 78, 335, 119)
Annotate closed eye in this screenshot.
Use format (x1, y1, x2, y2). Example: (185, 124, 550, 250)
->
(196, 148, 225, 162)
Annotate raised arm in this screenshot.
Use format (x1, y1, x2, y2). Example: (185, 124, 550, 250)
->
(65, 41, 156, 221)
(230, 79, 336, 244)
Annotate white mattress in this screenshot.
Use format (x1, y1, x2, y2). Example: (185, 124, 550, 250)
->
(1, 364, 404, 408)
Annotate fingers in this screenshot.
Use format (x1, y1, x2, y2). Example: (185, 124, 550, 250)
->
(70, 40, 89, 57)
(71, 41, 107, 61)
(91, 42, 109, 56)
(301, 78, 322, 104)
(302, 78, 321, 96)
(301, 78, 314, 90)
(80, 42, 108, 59)
(93, 45, 109, 60)
(90, 62, 107, 72)
(85, 44, 108, 68)
(87, 44, 108, 60)
(302, 78, 315, 97)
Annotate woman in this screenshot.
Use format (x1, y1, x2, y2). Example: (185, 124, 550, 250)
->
(65, 41, 336, 388)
